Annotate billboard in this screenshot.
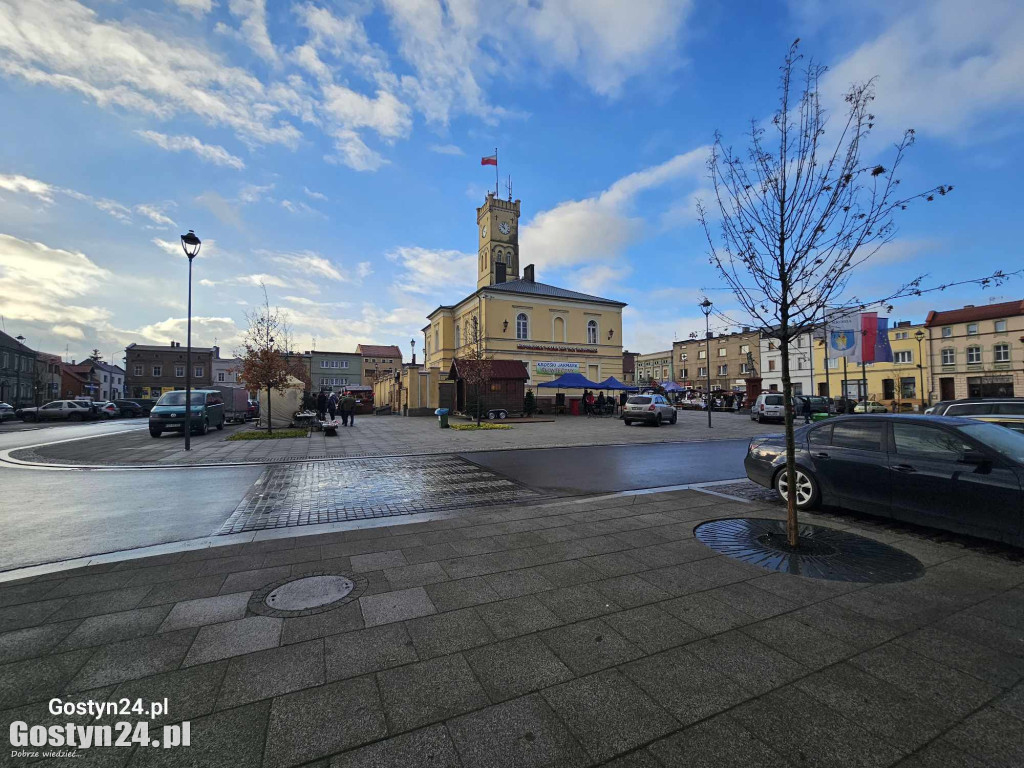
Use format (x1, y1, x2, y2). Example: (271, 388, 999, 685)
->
(536, 361, 580, 375)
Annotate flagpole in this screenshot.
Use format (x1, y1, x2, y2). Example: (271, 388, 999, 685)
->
(495, 146, 499, 198)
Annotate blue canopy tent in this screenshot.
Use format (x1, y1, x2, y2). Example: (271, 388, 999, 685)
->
(595, 376, 638, 391)
(536, 372, 603, 389)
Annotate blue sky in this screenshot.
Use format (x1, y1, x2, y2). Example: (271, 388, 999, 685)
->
(0, 0, 1022, 364)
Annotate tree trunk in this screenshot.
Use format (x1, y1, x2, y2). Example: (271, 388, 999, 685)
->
(780, 334, 799, 547)
(476, 383, 482, 426)
(266, 384, 273, 434)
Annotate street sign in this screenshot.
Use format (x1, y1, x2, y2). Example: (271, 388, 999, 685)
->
(536, 361, 580, 375)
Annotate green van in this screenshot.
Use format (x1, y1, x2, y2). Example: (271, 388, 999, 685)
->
(149, 390, 225, 438)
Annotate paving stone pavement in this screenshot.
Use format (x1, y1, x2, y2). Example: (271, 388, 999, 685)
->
(1, 491, 1022, 768)
(10, 409, 776, 467)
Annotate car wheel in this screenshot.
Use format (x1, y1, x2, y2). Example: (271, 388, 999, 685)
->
(149, 428, 162, 438)
(757, 413, 764, 424)
(624, 419, 632, 426)
(216, 421, 224, 430)
(498, 411, 506, 419)
(654, 413, 662, 427)
(199, 419, 209, 436)
(774, 466, 820, 510)
(670, 411, 677, 425)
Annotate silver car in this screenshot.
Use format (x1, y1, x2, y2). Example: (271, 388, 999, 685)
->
(0, 402, 15, 421)
(623, 394, 677, 426)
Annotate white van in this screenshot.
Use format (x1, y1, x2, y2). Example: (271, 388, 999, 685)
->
(750, 393, 786, 423)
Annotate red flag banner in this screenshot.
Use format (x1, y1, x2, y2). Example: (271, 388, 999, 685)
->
(859, 312, 878, 364)
(481, 155, 497, 166)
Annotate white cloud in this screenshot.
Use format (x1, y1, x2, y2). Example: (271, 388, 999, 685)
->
(51, 324, 85, 339)
(238, 183, 275, 204)
(135, 130, 246, 169)
(132, 315, 241, 347)
(170, 0, 214, 17)
(430, 144, 464, 156)
(134, 203, 176, 228)
(0, 173, 56, 203)
(221, 0, 279, 65)
(236, 273, 288, 287)
(303, 186, 327, 201)
(0, 0, 301, 147)
(387, 246, 476, 297)
(520, 146, 708, 269)
(357, 262, 373, 279)
(824, 0, 1024, 140)
(280, 199, 325, 218)
(0, 233, 111, 328)
(269, 252, 343, 281)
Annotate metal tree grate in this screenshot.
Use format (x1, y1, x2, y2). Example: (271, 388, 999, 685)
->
(694, 517, 925, 583)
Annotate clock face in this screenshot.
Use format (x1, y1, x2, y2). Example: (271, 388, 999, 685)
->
(480, 224, 487, 238)
(498, 221, 511, 235)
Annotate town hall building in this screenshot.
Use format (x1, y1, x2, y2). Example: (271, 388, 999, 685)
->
(422, 192, 627, 395)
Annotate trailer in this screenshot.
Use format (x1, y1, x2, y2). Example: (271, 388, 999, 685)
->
(216, 386, 250, 424)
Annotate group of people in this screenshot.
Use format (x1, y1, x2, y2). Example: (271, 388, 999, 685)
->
(316, 390, 357, 427)
(581, 389, 627, 416)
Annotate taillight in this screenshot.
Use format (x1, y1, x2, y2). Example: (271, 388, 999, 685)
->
(760, 404, 765, 410)
(648, 405, 656, 411)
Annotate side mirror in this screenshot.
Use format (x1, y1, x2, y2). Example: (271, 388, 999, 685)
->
(959, 449, 991, 468)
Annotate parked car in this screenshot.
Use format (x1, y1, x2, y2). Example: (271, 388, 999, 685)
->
(794, 395, 830, 417)
(113, 400, 145, 418)
(924, 399, 957, 416)
(0, 402, 15, 422)
(623, 394, 677, 426)
(133, 398, 158, 415)
(16, 400, 94, 421)
(149, 390, 225, 437)
(936, 399, 1024, 418)
(750, 393, 786, 423)
(96, 402, 120, 419)
(246, 399, 259, 421)
(830, 397, 857, 414)
(854, 400, 888, 413)
(969, 416, 1024, 435)
(744, 414, 1024, 547)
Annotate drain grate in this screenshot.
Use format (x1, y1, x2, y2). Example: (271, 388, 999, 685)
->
(695, 517, 925, 583)
(249, 571, 366, 617)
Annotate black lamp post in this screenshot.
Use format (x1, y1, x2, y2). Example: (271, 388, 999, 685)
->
(700, 298, 713, 428)
(914, 329, 926, 409)
(179, 229, 202, 450)
(15, 335, 26, 408)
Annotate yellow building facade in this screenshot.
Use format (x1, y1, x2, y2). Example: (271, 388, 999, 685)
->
(814, 321, 931, 409)
(421, 192, 626, 408)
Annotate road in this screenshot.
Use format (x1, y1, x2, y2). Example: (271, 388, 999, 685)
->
(462, 439, 749, 494)
(0, 422, 751, 573)
(0, 421, 264, 571)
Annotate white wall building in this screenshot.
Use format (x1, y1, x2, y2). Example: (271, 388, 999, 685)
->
(213, 356, 243, 385)
(758, 333, 817, 394)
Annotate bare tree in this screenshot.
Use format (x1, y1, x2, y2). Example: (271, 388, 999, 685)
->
(460, 316, 492, 426)
(699, 41, 952, 547)
(235, 285, 309, 434)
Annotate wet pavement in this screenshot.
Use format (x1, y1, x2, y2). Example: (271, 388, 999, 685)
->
(218, 456, 544, 535)
(0, 490, 1021, 768)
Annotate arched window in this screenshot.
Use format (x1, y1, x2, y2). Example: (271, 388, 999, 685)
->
(516, 313, 529, 340)
(454, 324, 460, 349)
(434, 328, 439, 350)
(553, 316, 565, 342)
(587, 319, 598, 344)
(465, 320, 472, 345)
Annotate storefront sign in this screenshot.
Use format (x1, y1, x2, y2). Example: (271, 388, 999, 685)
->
(536, 361, 580, 374)
(517, 345, 597, 354)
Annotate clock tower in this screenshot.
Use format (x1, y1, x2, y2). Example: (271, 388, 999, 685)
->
(477, 192, 521, 288)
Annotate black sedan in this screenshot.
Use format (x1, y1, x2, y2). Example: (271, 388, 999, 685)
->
(744, 415, 1024, 547)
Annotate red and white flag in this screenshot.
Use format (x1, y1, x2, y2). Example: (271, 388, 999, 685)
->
(480, 154, 497, 166)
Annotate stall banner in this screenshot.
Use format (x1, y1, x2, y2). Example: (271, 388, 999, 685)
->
(536, 361, 580, 375)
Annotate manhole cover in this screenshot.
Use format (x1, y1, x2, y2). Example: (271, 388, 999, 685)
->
(249, 571, 366, 617)
(695, 518, 925, 583)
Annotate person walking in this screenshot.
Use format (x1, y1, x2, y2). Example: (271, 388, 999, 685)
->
(801, 396, 812, 424)
(596, 391, 606, 415)
(316, 390, 327, 421)
(327, 391, 338, 422)
(340, 392, 356, 426)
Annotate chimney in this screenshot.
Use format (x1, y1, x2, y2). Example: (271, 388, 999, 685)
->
(524, 264, 535, 283)
(213, 345, 220, 359)
(494, 262, 507, 284)
(742, 326, 751, 333)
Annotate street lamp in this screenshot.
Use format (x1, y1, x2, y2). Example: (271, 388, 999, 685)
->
(179, 229, 202, 450)
(700, 298, 713, 428)
(914, 329, 926, 409)
(15, 335, 26, 408)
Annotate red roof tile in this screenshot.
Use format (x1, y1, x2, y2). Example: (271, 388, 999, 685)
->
(356, 344, 403, 358)
(925, 299, 1024, 327)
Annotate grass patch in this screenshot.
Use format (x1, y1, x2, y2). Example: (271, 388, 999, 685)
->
(449, 423, 513, 431)
(227, 428, 308, 440)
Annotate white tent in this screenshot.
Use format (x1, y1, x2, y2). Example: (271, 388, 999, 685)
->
(258, 375, 305, 429)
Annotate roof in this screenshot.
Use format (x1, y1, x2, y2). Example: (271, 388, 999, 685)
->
(356, 344, 403, 358)
(0, 330, 34, 354)
(925, 299, 1024, 327)
(126, 344, 214, 353)
(448, 358, 529, 380)
(484, 278, 626, 306)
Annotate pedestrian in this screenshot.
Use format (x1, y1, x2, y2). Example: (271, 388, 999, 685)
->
(802, 396, 812, 424)
(619, 391, 628, 412)
(585, 390, 595, 416)
(316, 390, 327, 421)
(596, 391, 606, 415)
(340, 392, 356, 426)
(327, 391, 338, 422)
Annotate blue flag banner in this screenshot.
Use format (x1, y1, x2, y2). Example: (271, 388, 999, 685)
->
(874, 318, 894, 363)
(828, 321, 860, 360)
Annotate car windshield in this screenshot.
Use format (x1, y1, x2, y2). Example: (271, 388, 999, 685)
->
(959, 423, 1024, 464)
(627, 396, 652, 405)
(156, 392, 205, 406)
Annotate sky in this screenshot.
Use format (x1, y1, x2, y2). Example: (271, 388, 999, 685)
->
(1, 0, 1022, 366)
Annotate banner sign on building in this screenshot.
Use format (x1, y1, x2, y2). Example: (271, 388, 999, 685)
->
(827, 312, 861, 361)
(536, 361, 580, 375)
